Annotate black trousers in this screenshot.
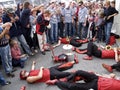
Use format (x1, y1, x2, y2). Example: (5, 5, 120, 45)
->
(55, 70, 98, 90)
(23, 27, 33, 48)
(87, 41, 102, 57)
(58, 22, 64, 38)
(112, 62, 120, 71)
(49, 62, 73, 80)
(70, 39, 82, 47)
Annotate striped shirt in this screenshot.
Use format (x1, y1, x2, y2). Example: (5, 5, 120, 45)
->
(48, 7, 58, 23)
(78, 7, 88, 23)
(62, 8, 74, 23)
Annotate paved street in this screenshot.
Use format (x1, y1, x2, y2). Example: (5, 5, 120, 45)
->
(1, 41, 120, 90)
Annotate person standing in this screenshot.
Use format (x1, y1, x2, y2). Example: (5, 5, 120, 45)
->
(78, 1, 88, 39)
(48, 1, 58, 44)
(0, 22, 15, 77)
(36, 10, 51, 55)
(20, 2, 42, 49)
(104, 1, 118, 45)
(2, 8, 34, 56)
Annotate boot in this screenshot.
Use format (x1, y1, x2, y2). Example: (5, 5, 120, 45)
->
(74, 54, 79, 64)
(83, 55, 92, 60)
(77, 50, 87, 54)
(20, 86, 26, 90)
(72, 47, 76, 51)
(74, 76, 82, 81)
(59, 78, 67, 82)
(102, 63, 113, 73)
(45, 79, 58, 85)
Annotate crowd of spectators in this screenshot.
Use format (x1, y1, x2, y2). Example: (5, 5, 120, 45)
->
(0, 0, 119, 88)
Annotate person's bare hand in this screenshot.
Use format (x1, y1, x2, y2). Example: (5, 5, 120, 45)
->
(107, 15, 111, 20)
(21, 54, 26, 58)
(40, 67, 44, 70)
(26, 24, 30, 28)
(15, 16, 19, 20)
(114, 48, 117, 52)
(10, 17, 15, 23)
(33, 61, 36, 64)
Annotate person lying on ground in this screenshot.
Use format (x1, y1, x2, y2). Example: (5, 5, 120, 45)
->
(102, 62, 120, 73)
(46, 70, 120, 90)
(53, 36, 89, 48)
(72, 41, 120, 61)
(19, 60, 78, 83)
(102, 47, 120, 73)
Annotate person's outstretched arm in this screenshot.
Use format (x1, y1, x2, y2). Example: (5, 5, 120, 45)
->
(114, 48, 119, 62)
(53, 40, 61, 48)
(31, 61, 36, 70)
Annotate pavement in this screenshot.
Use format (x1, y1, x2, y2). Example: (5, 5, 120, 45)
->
(1, 41, 120, 90)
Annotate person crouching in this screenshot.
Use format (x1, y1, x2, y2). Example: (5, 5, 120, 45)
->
(10, 40, 28, 68)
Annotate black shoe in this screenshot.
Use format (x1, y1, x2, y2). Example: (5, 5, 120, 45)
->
(12, 68, 17, 72)
(7, 73, 15, 77)
(41, 51, 46, 55)
(3, 81, 11, 86)
(45, 49, 50, 52)
(29, 53, 34, 56)
(50, 42, 54, 44)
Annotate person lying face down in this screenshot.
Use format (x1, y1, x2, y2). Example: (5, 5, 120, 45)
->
(19, 60, 77, 83)
(46, 70, 120, 90)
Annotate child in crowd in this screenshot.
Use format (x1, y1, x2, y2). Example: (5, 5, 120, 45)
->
(87, 9, 95, 39)
(30, 10, 38, 53)
(10, 40, 28, 68)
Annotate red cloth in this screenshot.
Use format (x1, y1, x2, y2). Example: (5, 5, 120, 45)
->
(60, 38, 70, 44)
(98, 76, 120, 90)
(36, 23, 43, 35)
(109, 36, 116, 45)
(11, 46, 21, 60)
(101, 50, 115, 59)
(76, 6, 80, 17)
(36, 14, 49, 35)
(28, 69, 50, 83)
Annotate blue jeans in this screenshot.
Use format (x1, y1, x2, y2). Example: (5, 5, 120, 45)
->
(65, 23, 72, 37)
(50, 23, 58, 43)
(71, 22, 76, 37)
(78, 22, 88, 39)
(104, 22, 113, 44)
(97, 26, 103, 41)
(20, 56, 28, 62)
(12, 56, 28, 68)
(12, 34, 32, 55)
(0, 72, 6, 85)
(0, 44, 12, 74)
